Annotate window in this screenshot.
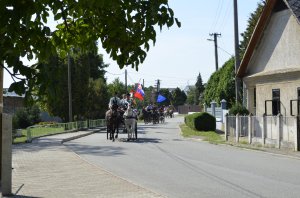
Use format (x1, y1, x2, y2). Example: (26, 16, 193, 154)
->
(254, 88, 256, 108)
(272, 89, 280, 115)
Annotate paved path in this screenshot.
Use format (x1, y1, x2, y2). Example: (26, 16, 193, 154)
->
(11, 130, 163, 198)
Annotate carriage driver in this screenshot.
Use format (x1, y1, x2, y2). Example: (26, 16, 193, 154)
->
(108, 91, 121, 110)
(121, 93, 134, 108)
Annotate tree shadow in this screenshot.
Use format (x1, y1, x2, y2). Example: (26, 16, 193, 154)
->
(65, 143, 126, 157)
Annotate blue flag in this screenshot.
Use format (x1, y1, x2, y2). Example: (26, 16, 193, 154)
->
(157, 94, 167, 103)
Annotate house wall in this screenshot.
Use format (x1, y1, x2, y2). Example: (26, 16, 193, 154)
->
(247, 9, 300, 75)
(3, 96, 24, 115)
(255, 80, 300, 116)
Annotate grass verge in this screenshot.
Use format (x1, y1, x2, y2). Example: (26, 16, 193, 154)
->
(180, 124, 225, 144)
(13, 127, 65, 144)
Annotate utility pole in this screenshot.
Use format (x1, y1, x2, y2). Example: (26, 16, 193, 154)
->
(156, 79, 161, 93)
(68, 53, 72, 122)
(142, 79, 145, 88)
(208, 33, 221, 71)
(0, 65, 3, 181)
(233, 0, 241, 103)
(125, 69, 127, 92)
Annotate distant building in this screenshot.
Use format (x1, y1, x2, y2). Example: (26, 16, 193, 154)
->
(3, 88, 25, 114)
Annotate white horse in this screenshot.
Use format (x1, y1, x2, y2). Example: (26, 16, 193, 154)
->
(123, 105, 137, 140)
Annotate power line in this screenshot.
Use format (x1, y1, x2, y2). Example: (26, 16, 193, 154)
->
(106, 71, 125, 76)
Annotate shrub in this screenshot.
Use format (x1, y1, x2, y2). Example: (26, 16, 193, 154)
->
(13, 105, 41, 129)
(229, 103, 249, 115)
(185, 112, 216, 131)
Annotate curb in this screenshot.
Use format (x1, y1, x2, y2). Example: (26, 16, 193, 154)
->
(61, 127, 106, 144)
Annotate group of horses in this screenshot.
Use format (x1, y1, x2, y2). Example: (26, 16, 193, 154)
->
(142, 108, 174, 125)
(105, 104, 137, 142)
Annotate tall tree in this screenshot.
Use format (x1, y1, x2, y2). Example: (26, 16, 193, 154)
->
(195, 73, 205, 105)
(203, 1, 265, 108)
(35, 49, 108, 121)
(203, 58, 235, 107)
(86, 78, 109, 119)
(107, 78, 126, 99)
(186, 86, 196, 105)
(240, 1, 265, 58)
(172, 87, 187, 107)
(1, 0, 180, 95)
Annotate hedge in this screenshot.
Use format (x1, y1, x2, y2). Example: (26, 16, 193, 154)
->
(184, 112, 216, 131)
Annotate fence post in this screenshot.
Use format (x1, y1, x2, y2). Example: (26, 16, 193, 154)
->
(248, 113, 252, 144)
(262, 114, 266, 146)
(210, 101, 216, 117)
(203, 104, 207, 112)
(221, 99, 227, 110)
(26, 127, 32, 143)
(225, 114, 228, 141)
(236, 114, 240, 143)
(277, 114, 282, 149)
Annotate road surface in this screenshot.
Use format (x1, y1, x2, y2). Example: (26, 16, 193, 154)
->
(65, 116, 300, 198)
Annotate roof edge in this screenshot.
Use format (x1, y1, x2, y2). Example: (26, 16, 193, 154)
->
(237, 0, 277, 78)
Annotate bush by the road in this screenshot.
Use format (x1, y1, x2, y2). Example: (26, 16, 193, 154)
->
(184, 112, 216, 131)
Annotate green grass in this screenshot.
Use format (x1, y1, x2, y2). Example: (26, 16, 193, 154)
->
(13, 127, 65, 144)
(180, 124, 225, 144)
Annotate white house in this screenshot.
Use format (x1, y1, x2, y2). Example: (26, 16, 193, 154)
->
(228, 0, 300, 150)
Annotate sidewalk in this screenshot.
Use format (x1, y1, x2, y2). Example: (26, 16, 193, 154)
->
(9, 129, 164, 198)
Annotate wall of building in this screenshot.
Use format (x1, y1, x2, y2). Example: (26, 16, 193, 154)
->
(3, 97, 24, 115)
(247, 9, 300, 75)
(255, 79, 300, 116)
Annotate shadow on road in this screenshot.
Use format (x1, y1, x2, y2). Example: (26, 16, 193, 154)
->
(65, 143, 126, 156)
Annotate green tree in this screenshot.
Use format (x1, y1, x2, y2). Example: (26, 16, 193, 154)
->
(86, 78, 109, 119)
(186, 86, 196, 105)
(1, 1, 180, 95)
(203, 1, 265, 107)
(195, 73, 205, 105)
(158, 88, 172, 106)
(107, 78, 126, 99)
(240, 1, 265, 58)
(171, 87, 187, 107)
(35, 49, 108, 121)
(203, 58, 235, 107)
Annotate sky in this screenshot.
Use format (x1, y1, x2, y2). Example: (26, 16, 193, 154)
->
(4, 0, 262, 90)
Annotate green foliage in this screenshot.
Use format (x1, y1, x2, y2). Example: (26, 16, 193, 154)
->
(172, 87, 187, 106)
(107, 78, 126, 98)
(86, 78, 110, 119)
(203, 58, 235, 107)
(229, 103, 249, 115)
(240, 1, 265, 58)
(186, 86, 197, 105)
(1, 0, 180, 95)
(13, 105, 41, 129)
(158, 88, 172, 106)
(202, 2, 264, 107)
(184, 112, 216, 131)
(34, 49, 108, 121)
(195, 73, 205, 105)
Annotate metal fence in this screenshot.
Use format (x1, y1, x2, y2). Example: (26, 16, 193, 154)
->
(26, 119, 106, 142)
(225, 115, 298, 150)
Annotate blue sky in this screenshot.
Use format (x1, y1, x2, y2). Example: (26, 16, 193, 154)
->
(100, 0, 262, 89)
(4, 0, 262, 89)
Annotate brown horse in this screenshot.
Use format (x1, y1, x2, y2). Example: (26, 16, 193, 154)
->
(105, 105, 120, 141)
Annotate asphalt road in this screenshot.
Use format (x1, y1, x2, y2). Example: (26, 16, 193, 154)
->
(65, 116, 300, 198)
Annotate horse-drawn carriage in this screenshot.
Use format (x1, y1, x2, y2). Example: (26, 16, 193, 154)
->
(106, 104, 138, 141)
